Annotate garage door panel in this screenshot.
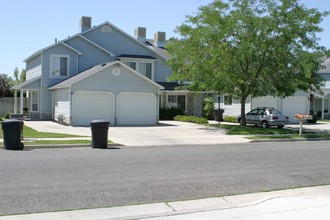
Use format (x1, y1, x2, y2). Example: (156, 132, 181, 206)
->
(118, 93, 156, 125)
(283, 97, 308, 122)
(72, 92, 114, 126)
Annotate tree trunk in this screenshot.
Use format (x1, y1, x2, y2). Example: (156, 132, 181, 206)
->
(240, 95, 247, 126)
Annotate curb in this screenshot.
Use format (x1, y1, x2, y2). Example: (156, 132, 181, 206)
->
(249, 137, 330, 143)
(0, 143, 124, 150)
(1, 185, 330, 220)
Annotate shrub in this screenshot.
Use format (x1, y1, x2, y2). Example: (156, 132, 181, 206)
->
(307, 114, 318, 124)
(174, 115, 208, 124)
(4, 112, 10, 119)
(223, 115, 238, 123)
(203, 96, 214, 120)
(159, 107, 185, 120)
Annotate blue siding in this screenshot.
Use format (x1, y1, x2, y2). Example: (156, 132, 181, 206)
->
(65, 37, 114, 72)
(40, 44, 79, 118)
(26, 54, 41, 71)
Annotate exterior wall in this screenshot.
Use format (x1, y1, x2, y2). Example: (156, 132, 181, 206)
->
(70, 65, 160, 124)
(153, 62, 171, 82)
(53, 88, 71, 125)
(82, 25, 169, 82)
(26, 65, 41, 81)
(40, 44, 79, 119)
(26, 55, 42, 80)
(65, 36, 114, 73)
(211, 94, 251, 116)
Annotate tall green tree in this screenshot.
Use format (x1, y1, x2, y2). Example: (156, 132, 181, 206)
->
(13, 67, 26, 84)
(166, 0, 328, 125)
(0, 74, 13, 98)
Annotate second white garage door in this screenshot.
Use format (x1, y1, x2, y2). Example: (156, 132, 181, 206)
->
(283, 97, 309, 122)
(72, 91, 114, 126)
(117, 93, 157, 125)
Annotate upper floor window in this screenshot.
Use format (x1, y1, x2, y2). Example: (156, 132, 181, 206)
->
(50, 54, 69, 77)
(122, 59, 153, 79)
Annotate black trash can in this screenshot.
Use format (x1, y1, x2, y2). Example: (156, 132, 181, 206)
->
(90, 119, 110, 149)
(1, 119, 24, 150)
(214, 109, 225, 122)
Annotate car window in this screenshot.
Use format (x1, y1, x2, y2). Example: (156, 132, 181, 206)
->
(268, 109, 281, 114)
(258, 110, 265, 115)
(248, 109, 259, 115)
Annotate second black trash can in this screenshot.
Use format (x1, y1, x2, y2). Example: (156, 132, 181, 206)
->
(1, 119, 24, 150)
(90, 119, 110, 149)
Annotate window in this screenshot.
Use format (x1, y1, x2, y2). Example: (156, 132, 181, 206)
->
(121, 59, 153, 79)
(30, 91, 39, 112)
(167, 95, 186, 111)
(123, 61, 136, 70)
(168, 95, 177, 103)
(224, 95, 233, 106)
(139, 62, 152, 79)
(50, 55, 69, 77)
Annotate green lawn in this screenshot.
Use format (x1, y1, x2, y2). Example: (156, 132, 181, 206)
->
(211, 124, 298, 135)
(0, 125, 85, 139)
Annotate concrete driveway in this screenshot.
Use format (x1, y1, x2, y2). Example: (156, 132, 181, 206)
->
(23, 120, 249, 147)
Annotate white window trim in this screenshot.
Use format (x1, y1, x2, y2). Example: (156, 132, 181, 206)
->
(120, 58, 155, 80)
(224, 95, 233, 106)
(166, 93, 187, 112)
(50, 54, 70, 78)
(30, 90, 39, 112)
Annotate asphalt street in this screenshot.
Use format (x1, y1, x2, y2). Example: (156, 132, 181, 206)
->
(1, 141, 330, 215)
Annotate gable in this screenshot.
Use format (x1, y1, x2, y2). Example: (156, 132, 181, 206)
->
(49, 61, 163, 91)
(82, 22, 165, 60)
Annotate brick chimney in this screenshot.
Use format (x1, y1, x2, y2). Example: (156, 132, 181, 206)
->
(80, 16, 92, 32)
(134, 27, 146, 43)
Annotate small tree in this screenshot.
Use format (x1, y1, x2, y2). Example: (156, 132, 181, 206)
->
(166, 0, 328, 125)
(0, 74, 13, 98)
(203, 96, 214, 119)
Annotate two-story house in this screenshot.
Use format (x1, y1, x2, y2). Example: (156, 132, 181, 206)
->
(12, 16, 329, 125)
(13, 16, 203, 126)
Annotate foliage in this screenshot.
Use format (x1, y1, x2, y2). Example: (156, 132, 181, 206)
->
(159, 107, 185, 120)
(166, 0, 329, 126)
(3, 112, 10, 119)
(307, 114, 318, 123)
(223, 115, 238, 123)
(13, 67, 26, 85)
(174, 115, 209, 124)
(202, 96, 214, 119)
(0, 74, 13, 98)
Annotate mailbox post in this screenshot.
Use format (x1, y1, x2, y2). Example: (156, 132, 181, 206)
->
(295, 114, 313, 136)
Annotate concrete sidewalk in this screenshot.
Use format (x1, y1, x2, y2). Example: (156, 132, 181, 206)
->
(1, 185, 330, 220)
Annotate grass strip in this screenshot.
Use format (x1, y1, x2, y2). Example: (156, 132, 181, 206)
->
(211, 124, 298, 135)
(0, 125, 85, 139)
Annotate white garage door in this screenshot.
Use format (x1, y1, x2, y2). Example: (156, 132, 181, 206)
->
(117, 93, 156, 125)
(252, 96, 280, 109)
(283, 97, 309, 122)
(72, 92, 114, 126)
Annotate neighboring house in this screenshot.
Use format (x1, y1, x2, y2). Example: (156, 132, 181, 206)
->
(12, 16, 202, 126)
(11, 16, 330, 125)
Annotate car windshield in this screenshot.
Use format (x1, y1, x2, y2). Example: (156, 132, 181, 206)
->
(268, 109, 281, 114)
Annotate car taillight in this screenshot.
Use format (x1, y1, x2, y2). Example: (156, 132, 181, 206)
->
(272, 116, 278, 120)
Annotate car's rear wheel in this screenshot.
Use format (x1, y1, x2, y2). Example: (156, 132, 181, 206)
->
(261, 121, 268, 128)
(278, 125, 284, 129)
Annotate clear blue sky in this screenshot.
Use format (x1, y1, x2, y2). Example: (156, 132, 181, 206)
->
(1, 0, 330, 78)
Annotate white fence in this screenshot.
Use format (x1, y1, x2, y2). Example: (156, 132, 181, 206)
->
(0, 97, 26, 116)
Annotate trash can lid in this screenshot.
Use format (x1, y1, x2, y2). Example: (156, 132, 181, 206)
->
(90, 119, 110, 124)
(1, 119, 24, 124)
